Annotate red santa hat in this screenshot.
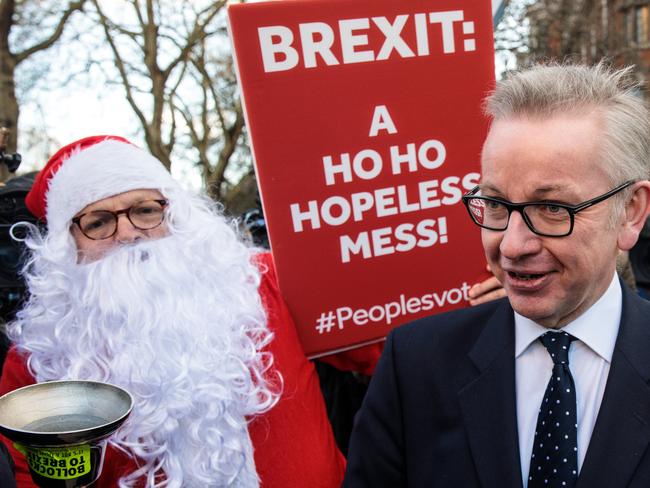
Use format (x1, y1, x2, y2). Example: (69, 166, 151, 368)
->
(26, 135, 178, 235)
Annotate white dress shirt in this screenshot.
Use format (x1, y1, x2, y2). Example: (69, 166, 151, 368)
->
(515, 273, 621, 487)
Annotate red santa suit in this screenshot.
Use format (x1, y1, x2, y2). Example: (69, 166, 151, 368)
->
(0, 135, 384, 486)
(0, 253, 348, 487)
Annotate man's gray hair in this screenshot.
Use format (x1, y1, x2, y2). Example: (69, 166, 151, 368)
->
(485, 62, 650, 185)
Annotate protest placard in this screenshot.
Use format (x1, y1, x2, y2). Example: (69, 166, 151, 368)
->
(228, 0, 495, 357)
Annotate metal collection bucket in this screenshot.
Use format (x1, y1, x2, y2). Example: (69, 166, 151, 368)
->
(0, 380, 133, 487)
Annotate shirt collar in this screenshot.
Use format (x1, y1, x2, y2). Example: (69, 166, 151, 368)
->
(515, 273, 621, 362)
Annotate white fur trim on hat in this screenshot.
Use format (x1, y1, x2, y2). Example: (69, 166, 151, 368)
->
(46, 140, 178, 235)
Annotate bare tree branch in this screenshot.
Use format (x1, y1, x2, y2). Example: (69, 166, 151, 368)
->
(84, 0, 250, 208)
(14, 1, 86, 64)
(161, 1, 224, 81)
(92, 0, 149, 133)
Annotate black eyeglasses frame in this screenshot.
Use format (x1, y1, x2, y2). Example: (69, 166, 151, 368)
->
(461, 180, 635, 237)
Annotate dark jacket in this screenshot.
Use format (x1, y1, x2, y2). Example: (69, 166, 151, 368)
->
(0, 440, 16, 488)
(344, 283, 650, 488)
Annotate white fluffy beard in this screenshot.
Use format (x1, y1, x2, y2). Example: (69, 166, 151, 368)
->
(10, 232, 278, 488)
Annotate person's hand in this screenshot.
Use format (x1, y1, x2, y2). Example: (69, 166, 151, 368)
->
(468, 266, 506, 306)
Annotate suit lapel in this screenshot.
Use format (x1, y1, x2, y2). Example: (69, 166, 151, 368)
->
(458, 300, 524, 488)
(577, 286, 650, 488)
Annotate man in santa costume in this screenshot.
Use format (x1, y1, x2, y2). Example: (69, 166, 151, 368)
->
(0, 135, 355, 487)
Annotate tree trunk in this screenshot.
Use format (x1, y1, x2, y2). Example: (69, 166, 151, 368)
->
(0, 0, 18, 181)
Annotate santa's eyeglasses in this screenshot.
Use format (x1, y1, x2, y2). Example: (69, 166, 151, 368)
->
(71, 199, 168, 240)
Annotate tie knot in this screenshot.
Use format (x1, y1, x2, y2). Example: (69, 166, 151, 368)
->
(540, 331, 575, 365)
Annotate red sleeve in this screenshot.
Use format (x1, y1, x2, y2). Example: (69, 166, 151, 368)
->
(0, 347, 36, 396)
(252, 252, 383, 376)
(0, 347, 38, 488)
(250, 252, 346, 487)
(316, 342, 384, 377)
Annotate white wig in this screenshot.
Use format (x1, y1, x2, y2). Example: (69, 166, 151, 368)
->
(9, 186, 281, 487)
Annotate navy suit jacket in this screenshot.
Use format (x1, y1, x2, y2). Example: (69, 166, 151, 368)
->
(344, 284, 650, 488)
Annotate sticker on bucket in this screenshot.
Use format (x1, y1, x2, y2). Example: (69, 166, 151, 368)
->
(15, 444, 90, 480)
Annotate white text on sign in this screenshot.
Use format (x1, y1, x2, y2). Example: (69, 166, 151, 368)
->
(314, 282, 472, 334)
(287, 105, 480, 264)
(258, 10, 478, 73)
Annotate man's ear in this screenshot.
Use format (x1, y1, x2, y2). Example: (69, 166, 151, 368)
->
(618, 181, 650, 251)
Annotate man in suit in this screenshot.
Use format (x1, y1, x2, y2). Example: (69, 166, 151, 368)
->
(344, 63, 650, 488)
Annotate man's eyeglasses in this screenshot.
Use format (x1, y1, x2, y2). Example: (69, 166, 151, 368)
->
(461, 180, 635, 237)
(72, 199, 168, 240)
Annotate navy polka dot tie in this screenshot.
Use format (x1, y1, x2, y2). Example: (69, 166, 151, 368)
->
(528, 331, 578, 488)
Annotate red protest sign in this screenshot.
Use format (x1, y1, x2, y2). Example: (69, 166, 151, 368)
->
(228, 0, 495, 357)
